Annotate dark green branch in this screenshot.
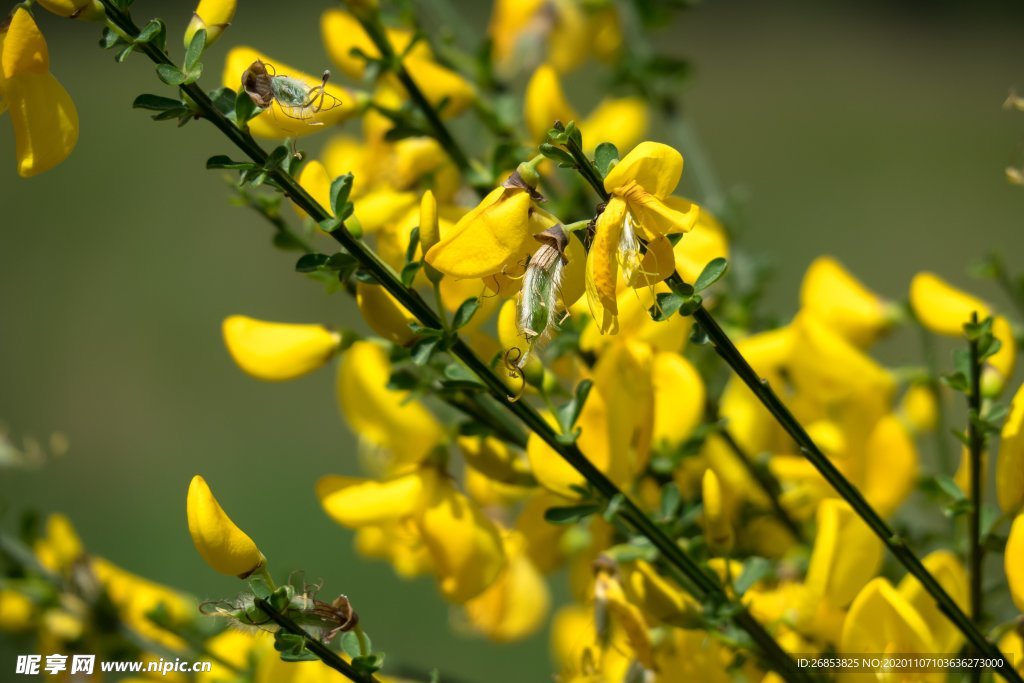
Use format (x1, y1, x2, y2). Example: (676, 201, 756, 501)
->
(966, 311, 985, 683)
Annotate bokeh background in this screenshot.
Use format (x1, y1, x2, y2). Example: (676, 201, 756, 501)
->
(2, 1, 1024, 680)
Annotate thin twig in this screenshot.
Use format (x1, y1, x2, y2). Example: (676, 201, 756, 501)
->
(967, 311, 985, 683)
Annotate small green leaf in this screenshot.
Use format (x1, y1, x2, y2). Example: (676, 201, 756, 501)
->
(115, 44, 135, 62)
(206, 155, 256, 170)
(184, 28, 207, 72)
(544, 503, 601, 525)
(734, 557, 774, 596)
(594, 142, 619, 177)
(330, 173, 355, 218)
(933, 475, 966, 502)
(136, 19, 166, 48)
(693, 257, 729, 293)
(678, 294, 703, 316)
(602, 493, 626, 522)
(400, 261, 423, 288)
(538, 143, 576, 168)
(649, 292, 684, 321)
(452, 297, 481, 330)
(295, 253, 330, 273)
(133, 94, 184, 111)
(410, 334, 442, 365)
(557, 379, 593, 435)
(352, 654, 384, 675)
(156, 64, 186, 86)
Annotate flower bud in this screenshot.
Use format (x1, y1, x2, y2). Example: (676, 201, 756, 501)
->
(186, 475, 265, 578)
(222, 315, 341, 381)
(35, 0, 102, 19)
(184, 0, 237, 48)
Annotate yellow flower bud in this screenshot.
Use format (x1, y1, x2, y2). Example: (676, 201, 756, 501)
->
(222, 315, 341, 381)
(35, 0, 101, 19)
(184, 0, 236, 47)
(910, 272, 988, 336)
(701, 469, 733, 553)
(1008, 514, 1024, 612)
(355, 281, 416, 345)
(997, 383, 1024, 514)
(418, 190, 440, 253)
(186, 475, 265, 578)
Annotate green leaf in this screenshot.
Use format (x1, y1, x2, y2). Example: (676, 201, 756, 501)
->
(734, 557, 774, 595)
(649, 291, 684, 321)
(274, 633, 318, 662)
(544, 503, 601, 525)
(933, 475, 966, 502)
(133, 94, 183, 111)
(452, 297, 481, 330)
(330, 173, 355, 218)
(184, 28, 207, 72)
(352, 654, 384, 675)
(206, 155, 256, 170)
(678, 294, 703, 316)
(594, 142, 619, 177)
(557, 379, 593, 435)
(136, 19, 166, 50)
(208, 87, 236, 116)
(410, 334, 443, 365)
(400, 261, 423, 288)
(156, 64, 186, 86)
(295, 253, 330, 273)
(99, 28, 123, 50)
(338, 631, 372, 659)
(693, 257, 729, 293)
(234, 90, 259, 127)
(538, 143, 576, 168)
(404, 227, 420, 264)
(602, 493, 626, 522)
(264, 145, 290, 172)
(115, 44, 135, 62)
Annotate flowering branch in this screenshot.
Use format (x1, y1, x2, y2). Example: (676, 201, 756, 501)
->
(95, 1, 810, 679)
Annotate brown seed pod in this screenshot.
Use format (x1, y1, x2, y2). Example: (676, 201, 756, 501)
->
(241, 60, 275, 109)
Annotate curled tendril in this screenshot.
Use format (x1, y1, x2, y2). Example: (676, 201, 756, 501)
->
(503, 347, 527, 402)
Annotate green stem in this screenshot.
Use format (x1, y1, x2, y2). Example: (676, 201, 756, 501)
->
(556, 115, 1019, 683)
(254, 598, 378, 683)
(967, 311, 985, 683)
(688, 305, 1019, 682)
(98, 4, 810, 678)
(349, 7, 481, 190)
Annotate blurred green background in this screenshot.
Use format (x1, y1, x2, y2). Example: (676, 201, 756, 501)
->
(2, 0, 1024, 680)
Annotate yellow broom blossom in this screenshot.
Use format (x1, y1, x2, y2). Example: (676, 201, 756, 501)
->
(186, 475, 265, 578)
(2, 8, 79, 177)
(184, 0, 236, 47)
(222, 315, 341, 381)
(800, 256, 894, 347)
(1008, 514, 1024, 612)
(586, 141, 699, 334)
(997, 383, 1024, 514)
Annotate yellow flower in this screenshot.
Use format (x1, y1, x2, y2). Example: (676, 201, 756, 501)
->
(1008, 514, 1024, 612)
(841, 578, 943, 682)
(416, 479, 507, 603)
(355, 282, 417, 345)
(2, 9, 79, 177)
(862, 415, 918, 517)
(897, 550, 968, 653)
(336, 341, 445, 467)
(673, 205, 730, 284)
(34, 513, 84, 574)
(651, 351, 704, 449)
(223, 47, 361, 138)
(186, 475, 265, 578)
(997, 383, 1024, 514)
(586, 142, 699, 334)
(800, 256, 894, 347)
(222, 315, 341, 381)
(899, 383, 937, 434)
(619, 559, 702, 628)
(185, 0, 236, 47)
(806, 499, 883, 608)
(0, 590, 35, 631)
(524, 63, 648, 152)
(318, 468, 440, 527)
(464, 530, 549, 641)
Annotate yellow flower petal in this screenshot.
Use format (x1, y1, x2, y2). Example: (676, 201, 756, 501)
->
(581, 98, 648, 154)
(222, 315, 340, 381)
(524, 63, 579, 142)
(0, 590, 34, 630)
(897, 550, 968, 653)
(425, 188, 533, 279)
(651, 352, 704, 449)
(295, 159, 332, 217)
(585, 197, 627, 335)
(317, 469, 438, 527)
(910, 272, 989, 336)
(487, 0, 546, 71)
(185, 0, 236, 46)
(604, 141, 683, 199)
(899, 383, 938, 434)
(34, 513, 83, 574)
(355, 282, 416, 345)
(321, 9, 429, 80)
(862, 415, 918, 517)
(416, 481, 506, 603)
(806, 499, 882, 607)
(2, 9, 48, 77)
(620, 559, 702, 627)
(393, 57, 476, 118)
(35, 0, 101, 19)
(627, 234, 676, 288)
(187, 475, 265, 577)
(985, 315, 1017, 397)
(457, 435, 533, 486)
(621, 185, 698, 236)
(842, 578, 938, 662)
(336, 341, 445, 466)
(702, 469, 733, 552)
(997, 383, 1024, 514)
(800, 256, 891, 347)
(465, 531, 549, 641)
(1007, 514, 1024, 612)
(673, 204, 729, 283)
(5, 71, 78, 178)
(223, 47, 360, 139)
